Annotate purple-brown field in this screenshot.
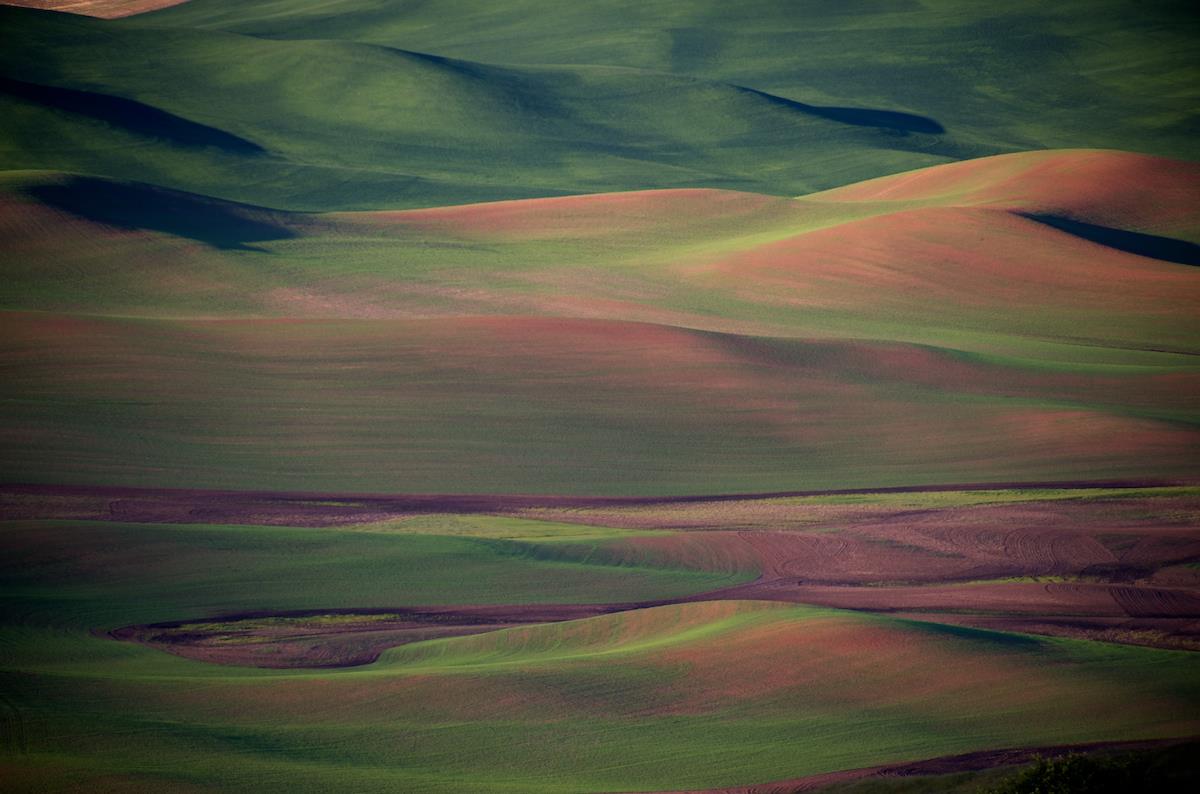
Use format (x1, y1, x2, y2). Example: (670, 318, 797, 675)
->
(7, 482, 1198, 668)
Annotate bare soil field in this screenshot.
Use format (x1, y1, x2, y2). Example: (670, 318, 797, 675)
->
(111, 604, 621, 668)
(25, 481, 1192, 665)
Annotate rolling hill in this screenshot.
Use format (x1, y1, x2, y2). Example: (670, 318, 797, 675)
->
(1, 150, 1196, 494)
(2, 1, 1198, 210)
(2, 538, 1197, 794)
(1, 2, 1198, 793)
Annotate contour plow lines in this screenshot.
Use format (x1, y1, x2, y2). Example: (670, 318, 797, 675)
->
(941, 525, 1121, 576)
(1109, 586, 1200, 618)
(703, 519, 1128, 588)
(728, 529, 957, 586)
(32, 481, 1187, 666)
(734, 531, 847, 581)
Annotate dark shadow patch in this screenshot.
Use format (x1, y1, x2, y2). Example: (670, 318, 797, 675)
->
(1021, 213, 1200, 267)
(1079, 562, 1156, 583)
(807, 104, 946, 134)
(739, 86, 945, 134)
(384, 48, 576, 121)
(0, 75, 264, 154)
(897, 617, 1048, 651)
(27, 176, 295, 250)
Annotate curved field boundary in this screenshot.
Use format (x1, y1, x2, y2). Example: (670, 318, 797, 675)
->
(4, 479, 1192, 526)
(38, 479, 1197, 665)
(653, 737, 1197, 794)
(111, 603, 630, 668)
(115, 579, 1200, 668)
(0, 1, 187, 17)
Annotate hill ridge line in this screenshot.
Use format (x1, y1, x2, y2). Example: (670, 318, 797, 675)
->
(4, 479, 1194, 516)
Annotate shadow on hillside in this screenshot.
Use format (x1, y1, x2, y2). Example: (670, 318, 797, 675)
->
(741, 86, 946, 134)
(28, 177, 295, 250)
(1022, 213, 1200, 267)
(0, 75, 264, 154)
(898, 619, 1047, 651)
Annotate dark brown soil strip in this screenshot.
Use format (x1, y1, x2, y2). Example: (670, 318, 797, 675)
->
(650, 737, 1197, 793)
(63, 479, 1195, 665)
(113, 575, 1200, 668)
(111, 603, 647, 668)
(2, 479, 1191, 527)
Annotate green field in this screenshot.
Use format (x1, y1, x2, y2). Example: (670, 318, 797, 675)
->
(1, 1, 1198, 791)
(1, 1, 1198, 210)
(3, 550, 1197, 792)
(2, 501, 1199, 791)
(0, 519, 752, 627)
(2, 149, 1198, 495)
(1, 501, 1198, 794)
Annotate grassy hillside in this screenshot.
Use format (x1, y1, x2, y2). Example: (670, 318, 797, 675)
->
(4, 491, 1198, 792)
(2, 311, 1196, 494)
(1, 151, 1196, 495)
(0, 519, 749, 631)
(0, 1, 186, 16)
(0, 5, 966, 211)
(3, 572, 1197, 792)
(1, 1, 1197, 209)
(151, 0, 1200, 163)
(5, 150, 1196, 347)
(0, 3, 1197, 791)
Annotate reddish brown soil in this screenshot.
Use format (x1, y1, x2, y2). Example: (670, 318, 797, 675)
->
(657, 737, 1196, 793)
(120, 571, 1200, 667)
(0, 0, 188, 18)
(112, 604, 620, 668)
(701, 205, 1200, 358)
(351, 189, 795, 240)
(12, 482, 1197, 664)
(816, 149, 1200, 234)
